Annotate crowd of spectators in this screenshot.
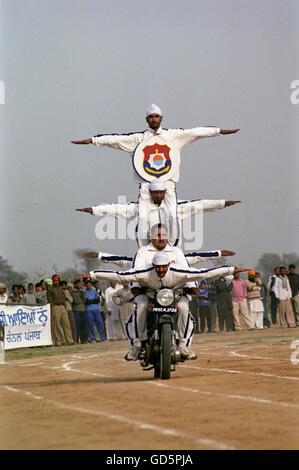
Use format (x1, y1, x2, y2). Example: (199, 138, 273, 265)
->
(0, 274, 127, 346)
(190, 264, 299, 333)
(0, 263, 298, 346)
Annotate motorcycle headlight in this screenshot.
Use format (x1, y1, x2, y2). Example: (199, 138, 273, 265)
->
(156, 289, 175, 307)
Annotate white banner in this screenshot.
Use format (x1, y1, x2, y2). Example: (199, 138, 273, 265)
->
(0, 304, 53, 350)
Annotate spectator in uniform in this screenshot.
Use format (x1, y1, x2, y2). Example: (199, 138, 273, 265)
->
(47, 274, 74, 346)
(72, 280, 89, 344)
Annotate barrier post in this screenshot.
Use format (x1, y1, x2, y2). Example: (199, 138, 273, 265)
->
(0, 322, 5, 364)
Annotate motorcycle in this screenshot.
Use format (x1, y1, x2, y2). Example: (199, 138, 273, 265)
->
(138, 287, 185, 380)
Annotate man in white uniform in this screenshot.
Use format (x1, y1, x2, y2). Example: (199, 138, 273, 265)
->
(76, 179, 241, 247)
(87, 253, 248, 359)
(84, 222, 235, 359)
(72, 104, 239, 245)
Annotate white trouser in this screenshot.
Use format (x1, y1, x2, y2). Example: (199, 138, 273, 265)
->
(137, 181, 180, 247)
(106, 315, 123, 340)
(125, 294, 195, 348)
(247, 299, 264, 329)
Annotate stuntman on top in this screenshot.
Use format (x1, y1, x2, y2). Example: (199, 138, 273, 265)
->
(72, 104, 239, 247)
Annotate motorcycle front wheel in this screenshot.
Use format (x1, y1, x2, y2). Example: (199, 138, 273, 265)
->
(160, 322, 172, 380)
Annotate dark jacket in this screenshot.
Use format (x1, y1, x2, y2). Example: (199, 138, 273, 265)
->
(215, 279, 233, 309)
(287, 272, 299, 297)
(72, 289, 86, 312)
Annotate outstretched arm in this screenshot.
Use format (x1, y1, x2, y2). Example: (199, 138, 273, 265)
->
(176, 266, 249, 283)
(84, 251, 133, 271)
(178, 199, 242, 219)
(185, 250, 236, 266)
(76, 203, 137, 219)
(89, 267, 149, 284)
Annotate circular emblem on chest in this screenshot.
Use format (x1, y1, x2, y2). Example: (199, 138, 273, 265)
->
(132, 136, 180, 182)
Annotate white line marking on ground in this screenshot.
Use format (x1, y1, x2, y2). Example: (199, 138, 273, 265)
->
(148, 382, 299, 410)
(181, 364, 299, 381)
(1, 385, 44, 400)
(0, 384, 234, 450)
(229, 350, 274, 360)
(61, 360, 109, 377)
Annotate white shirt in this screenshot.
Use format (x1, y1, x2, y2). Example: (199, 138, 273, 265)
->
(0, 293, 8, 304)
(92, 126, 220, 183)
(105, 284, 123, 319)
(267, 274, 278, 292)
(273, 276, 292, 300)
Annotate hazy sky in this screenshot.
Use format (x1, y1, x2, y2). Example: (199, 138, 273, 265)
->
(1, 0, 298, 278)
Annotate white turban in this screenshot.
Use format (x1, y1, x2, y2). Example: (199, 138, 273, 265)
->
(146, 104, 163, 117)
(152, 252, 170, 266)
(149, 179, 166, 191)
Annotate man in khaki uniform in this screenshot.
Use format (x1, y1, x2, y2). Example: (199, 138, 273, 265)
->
(47, 275, 74, 346)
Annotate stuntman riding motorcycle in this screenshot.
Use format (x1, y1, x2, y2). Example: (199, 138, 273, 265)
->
(87, 252, 249, 361)
(84, 223, 236, 361)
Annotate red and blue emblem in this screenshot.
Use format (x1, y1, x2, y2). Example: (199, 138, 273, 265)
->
(142, 143, 172, 178)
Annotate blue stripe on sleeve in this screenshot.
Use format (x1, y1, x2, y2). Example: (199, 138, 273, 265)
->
(93, 131, 146, 137)
(101, 255, 133, 262)
(170, 266, 230, 275)
(185, 251, 219, 258)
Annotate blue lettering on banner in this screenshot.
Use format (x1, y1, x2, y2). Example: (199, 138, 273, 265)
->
(37, 308, 48, 327)
(6, 332, 23, 343)
(1, 304, 52, 350)
(0, 307, 48, 327)
(25, 331, 41, 341)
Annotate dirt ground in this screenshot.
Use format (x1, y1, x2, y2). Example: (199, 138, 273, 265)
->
(1, 326, 299, 450)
